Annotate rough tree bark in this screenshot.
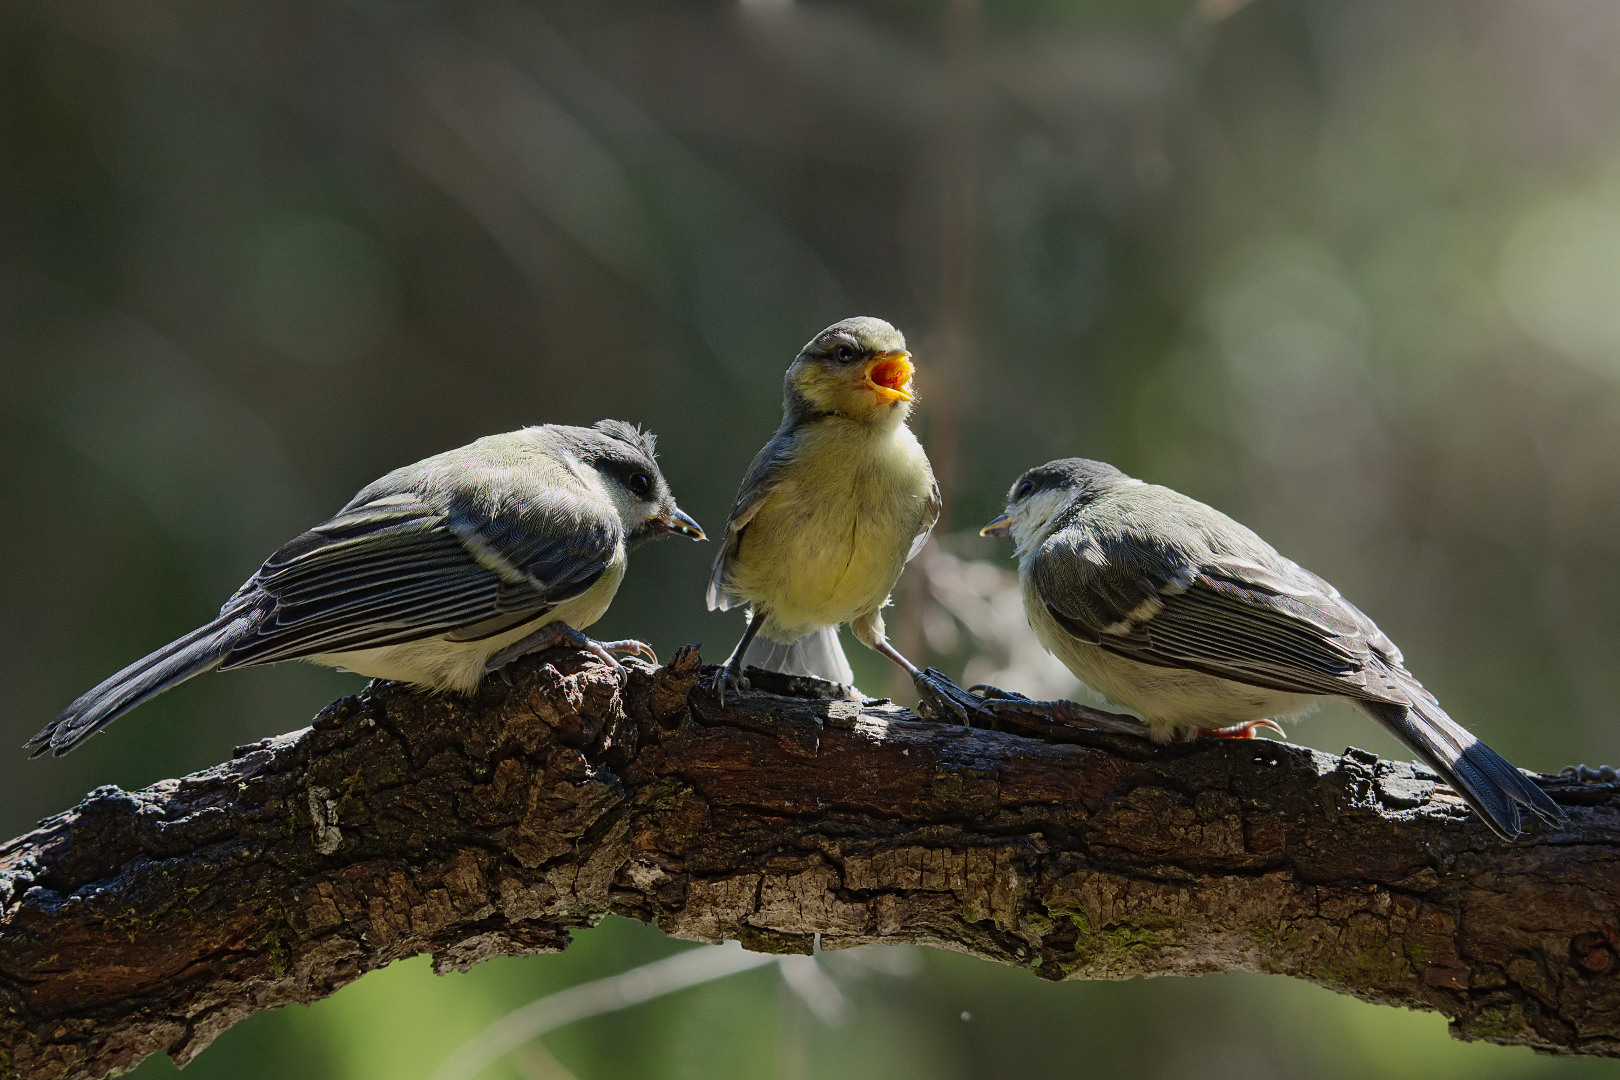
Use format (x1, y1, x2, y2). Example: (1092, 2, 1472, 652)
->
(2, 646, 1617, 1079)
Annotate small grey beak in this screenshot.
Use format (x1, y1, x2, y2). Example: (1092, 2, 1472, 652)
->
(980, 513, 1012, 538)
(656, 507, 707, 541)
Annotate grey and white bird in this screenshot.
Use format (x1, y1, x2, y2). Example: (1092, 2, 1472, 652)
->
(972, 457, 1563, 840)
(706, 316, 978, 717)
(28, 420, 704, 757)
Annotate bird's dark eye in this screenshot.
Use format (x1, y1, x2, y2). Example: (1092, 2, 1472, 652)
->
(1016, 480, 1035, 500)
(833, 344, 856, 362)
(628, 473, 652, 498)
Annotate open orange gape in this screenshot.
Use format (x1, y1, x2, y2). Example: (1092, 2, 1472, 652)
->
(864, 350, 915, 402)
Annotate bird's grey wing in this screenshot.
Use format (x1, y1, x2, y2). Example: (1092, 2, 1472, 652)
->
(707, 433, 796, 611)
(1037, 523, 1559, 838)
(218, 489, 619, 667)
(1278, 559, 1405, 665)
(905, 477, 943, 563)
(1033, 533, 1404, 701)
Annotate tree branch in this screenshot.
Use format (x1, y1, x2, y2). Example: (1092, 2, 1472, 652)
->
(2, 646, 1617, 1078)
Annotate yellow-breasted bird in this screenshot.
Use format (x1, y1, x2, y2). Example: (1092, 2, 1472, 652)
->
(970, 456, 1564, 840)
(28, 420, 704, 756)
(706, 316, 983, 718)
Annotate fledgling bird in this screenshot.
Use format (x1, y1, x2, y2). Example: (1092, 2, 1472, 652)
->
(706, 317, 978, 717)
(972, 457, 1564, 840)
(28, 420, 704, 757)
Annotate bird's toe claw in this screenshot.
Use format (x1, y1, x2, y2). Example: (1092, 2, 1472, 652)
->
(1195, 719, 1285, 740)
(578, 640, 629, 675)
(483, 622, 643, 677)
(592, 637, 654, 670)
(912, 668, 988, 727)
(973, 695, 1026, 719)
(596, 638, 658, 668)
(714, 666, 749, 706)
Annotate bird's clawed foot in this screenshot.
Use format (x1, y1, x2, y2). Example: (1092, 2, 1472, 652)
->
(713, 663, 750, 705)
(485, 622, 657, 678)
(970, 691, 1153, 739)
(591, 637, 659, 667)
(911, 667, 995, 725)
(1193, 719, 1285, 740)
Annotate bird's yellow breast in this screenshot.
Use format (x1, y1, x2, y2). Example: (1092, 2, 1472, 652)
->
(728, 416, 934, 642)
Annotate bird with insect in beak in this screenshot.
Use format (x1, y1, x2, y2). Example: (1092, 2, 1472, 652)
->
(706, 316, 984, 718)
(28, 420, 705, 757)
(963, 456, 1564, 840)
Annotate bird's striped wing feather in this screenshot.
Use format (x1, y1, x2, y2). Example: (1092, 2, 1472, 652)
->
(219, 492, 617, 667)
(906, 478, 942, 563)
(1034, 536, 1403, 702)
(707, 435, 795, 611)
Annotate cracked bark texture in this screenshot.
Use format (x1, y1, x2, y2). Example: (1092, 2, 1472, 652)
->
(2, 645, 1618, 1079)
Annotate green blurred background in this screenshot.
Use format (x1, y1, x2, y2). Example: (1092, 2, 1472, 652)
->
(4, 0, 1620, 1076)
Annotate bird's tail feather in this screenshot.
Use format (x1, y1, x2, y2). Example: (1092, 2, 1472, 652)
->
(1360, 675, 1563, 839)
(27, 606, 261, 757)
(742, 626, 854, 686)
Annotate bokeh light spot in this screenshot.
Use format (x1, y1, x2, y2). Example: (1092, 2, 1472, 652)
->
(1211, 238, 1368, 399)
(1499, 194, 1620, 376)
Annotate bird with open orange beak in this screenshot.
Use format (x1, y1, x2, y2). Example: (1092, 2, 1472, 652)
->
(705, 316, 987, 718)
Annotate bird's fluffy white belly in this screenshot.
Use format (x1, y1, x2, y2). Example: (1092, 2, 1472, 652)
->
(310, 560, 625, 694)
(1024, 581, 1315, 741)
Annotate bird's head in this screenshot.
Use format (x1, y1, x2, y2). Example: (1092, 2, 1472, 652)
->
(784, 317, 914, 423)
(575, 420, 706, 548)
(981, 458, 1132, 555)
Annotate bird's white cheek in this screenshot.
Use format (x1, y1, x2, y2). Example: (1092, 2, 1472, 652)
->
(1009, 490, 1073, 556)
